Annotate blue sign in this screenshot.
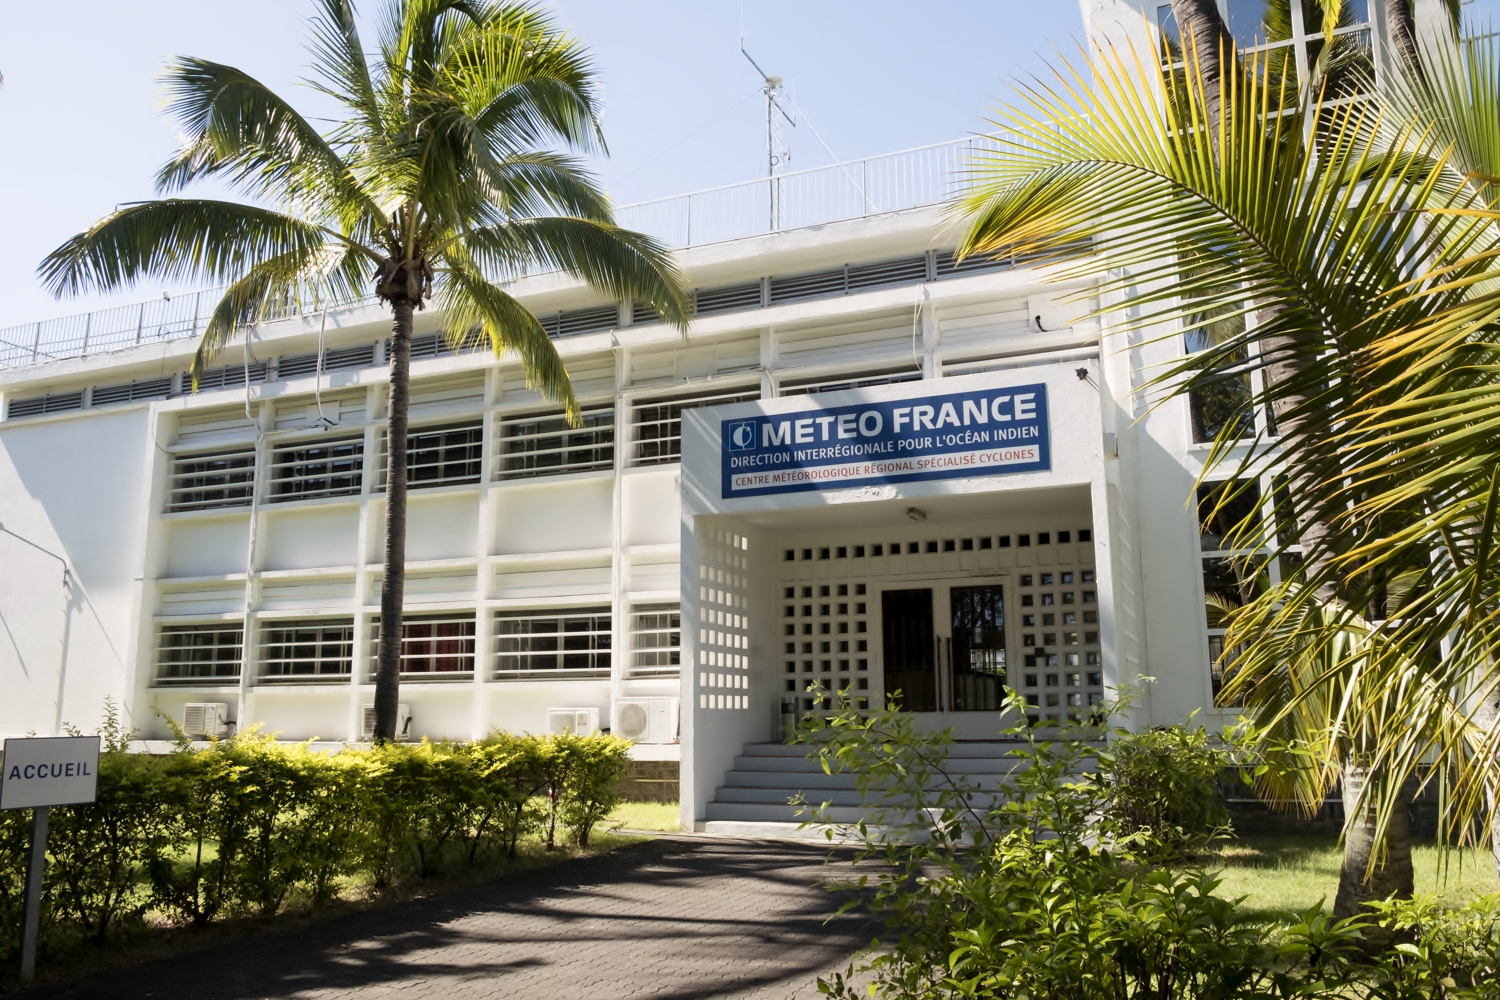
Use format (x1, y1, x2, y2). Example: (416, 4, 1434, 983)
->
(721, 383, 1051, 498)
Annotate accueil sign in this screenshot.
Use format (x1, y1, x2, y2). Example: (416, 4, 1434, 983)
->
(2, 735, 100, 983)
(720, 382, 1051, 498)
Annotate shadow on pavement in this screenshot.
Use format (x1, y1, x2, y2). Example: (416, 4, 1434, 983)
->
(32, 836, 875, 1000)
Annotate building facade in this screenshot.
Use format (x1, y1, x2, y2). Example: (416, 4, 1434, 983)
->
(8, 0, 1415, 827)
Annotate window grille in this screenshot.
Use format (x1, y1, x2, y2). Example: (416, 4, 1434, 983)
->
(167, 447, 257, 512)
(494, 608, 611, 678)
(156, 624, 243, 683)
(498, 408, 614, 479)
(369, 613, 475, 678)
(376, 422, 482, 491)
(260, 618, 354, 681)
(629, 603, 680, 678)
(268, 436, 364, 502)
(630, 388, 758, 466)
(6, 391, 85, 419)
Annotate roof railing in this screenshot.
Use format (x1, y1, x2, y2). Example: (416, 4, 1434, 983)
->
(0, 134, 1001, 372)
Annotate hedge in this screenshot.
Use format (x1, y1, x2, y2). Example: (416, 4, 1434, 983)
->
(0, 727, 631, 965)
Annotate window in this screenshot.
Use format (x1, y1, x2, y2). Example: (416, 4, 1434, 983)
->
(268, 436, 363, 501)
(167, 447, 256, 512)
(1196, 477, 1299, 701)
(498, 407, 614, 479)
(494, 608, 611, 677)
(378, 421, 482, 491)
(631, 388, 758, 466)
(260, 619, 354, 681)
(629, 603, 680, 677)
(1183, 292, 1258, 443)
(156, 624, 243, 683)
(370, 613, 475, 677)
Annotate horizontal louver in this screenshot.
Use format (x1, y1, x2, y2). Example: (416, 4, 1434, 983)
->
(769, 267, 847, 304)
(193, 362, 269, 392)
(409, 332, 460, 360)
(323, 344, 375, 371)
(695, 282, 763, 316)
(631, 301, 662, 326)
(540, 305, 618, 339)
(934, 249, 1017, 279)
(91, 376, 175, 407)
(276, 353, 320, 380)
(846, 254, 930, 291)
(6, 391, 85, 419)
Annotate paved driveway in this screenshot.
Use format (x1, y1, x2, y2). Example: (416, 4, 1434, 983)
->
(38, 836, 874, 1000)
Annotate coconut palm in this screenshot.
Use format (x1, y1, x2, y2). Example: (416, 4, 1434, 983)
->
(37, 0, 691, 741)
(952, 0, 1500, 914)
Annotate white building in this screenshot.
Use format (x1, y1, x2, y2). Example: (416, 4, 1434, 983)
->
(5, 0, 1373, 829)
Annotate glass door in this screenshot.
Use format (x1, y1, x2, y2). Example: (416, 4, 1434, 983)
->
(880, 588, 936, 712)
(949, 584, 1006, 711)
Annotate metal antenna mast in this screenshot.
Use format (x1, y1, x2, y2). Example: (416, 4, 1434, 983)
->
(741, 42, 795, 229)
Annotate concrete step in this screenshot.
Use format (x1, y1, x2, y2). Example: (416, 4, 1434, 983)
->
(738, 740, 1046, 760)
(704, 800, 873, 824)
(698, 820, 848, 841)
(712, 786, 1006, 809)
(730, 753, 1028, 775)
(721, 768, 1011, 791)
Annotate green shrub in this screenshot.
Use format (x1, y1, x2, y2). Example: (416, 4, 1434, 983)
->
(799, 689, 1500, 1000)
(554, 733, 631, 848)
(13, 711, 636, 971)
(360, 741, 475, 884)
(48, 748, 178, 944)
(1096, 723, 1232, 859)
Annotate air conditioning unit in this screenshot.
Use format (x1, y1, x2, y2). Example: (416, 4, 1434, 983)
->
(182, 703, 230, 739)
(361, 703, 412, 741)
(614, 697, 679, 744)
(547, 707, 599, 736)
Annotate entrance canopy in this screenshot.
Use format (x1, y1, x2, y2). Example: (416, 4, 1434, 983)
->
(675, 365, 1115, 825)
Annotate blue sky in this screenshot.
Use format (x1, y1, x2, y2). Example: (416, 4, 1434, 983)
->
(0, 1, 1082, 324)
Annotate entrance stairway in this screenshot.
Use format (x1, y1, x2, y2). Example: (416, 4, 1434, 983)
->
(700, 740, 1030, 838)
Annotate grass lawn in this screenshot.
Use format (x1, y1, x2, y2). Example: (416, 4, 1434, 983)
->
(606, 800, 682, 832)
(1205, 833, 1500, 915)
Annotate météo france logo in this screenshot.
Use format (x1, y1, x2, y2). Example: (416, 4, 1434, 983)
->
(726, 419, 758, 452)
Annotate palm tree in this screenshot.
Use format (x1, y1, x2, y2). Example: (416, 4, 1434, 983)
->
(953, 2, 1499, 916)
(37, 0, 690, 741)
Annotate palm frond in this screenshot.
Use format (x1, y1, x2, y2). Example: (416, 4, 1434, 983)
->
(36, 199, 372, 297)
(190, 243, 367, 384)
(439, 252, 579, 422)
(455, 216, 690, 327)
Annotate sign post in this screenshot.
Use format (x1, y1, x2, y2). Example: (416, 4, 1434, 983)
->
(1, 735, 100, 984)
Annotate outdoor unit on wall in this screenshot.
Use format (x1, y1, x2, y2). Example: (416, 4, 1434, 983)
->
(361, 704, 412, 741)
(614, 697, 679, 744)
(547, 707, 599, 736)
(182, 703, 230, 739)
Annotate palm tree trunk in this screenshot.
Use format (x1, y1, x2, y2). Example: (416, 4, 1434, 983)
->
(1172, 0, 1234, 131)
(1334, 761, 1414, 921)
(1386, 0, 1422, 77)
(1473, 686, 1500, 877)
(372, 299, 414, 743)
